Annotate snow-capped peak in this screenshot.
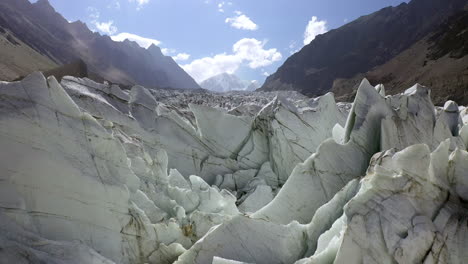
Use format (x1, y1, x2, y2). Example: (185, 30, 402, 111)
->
(200, 72, 259, 92)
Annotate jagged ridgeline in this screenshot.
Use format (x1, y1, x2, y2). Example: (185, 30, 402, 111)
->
(0, 72, 467, 263)
(0, 0, 200, 90)
(260, 0, 468, 106)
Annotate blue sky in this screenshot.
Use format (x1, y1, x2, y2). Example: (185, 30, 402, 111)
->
(33, 0, 408, 84)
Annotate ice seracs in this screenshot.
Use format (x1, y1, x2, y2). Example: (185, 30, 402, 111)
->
(0, 72, 466, 263)
(327, 140, 468, 264)
(175, 79, 468, 263)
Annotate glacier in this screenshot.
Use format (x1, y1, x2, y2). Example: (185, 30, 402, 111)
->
(0, 72, 467, 264)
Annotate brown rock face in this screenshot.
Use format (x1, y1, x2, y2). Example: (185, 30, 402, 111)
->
(332, 10, 468, 106)
(260, 0, 467, 105)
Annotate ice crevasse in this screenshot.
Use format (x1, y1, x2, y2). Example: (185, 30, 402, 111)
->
(0, 72, 467, 264)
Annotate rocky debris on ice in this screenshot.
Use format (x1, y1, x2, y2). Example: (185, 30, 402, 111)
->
(0, 72, 467, 263)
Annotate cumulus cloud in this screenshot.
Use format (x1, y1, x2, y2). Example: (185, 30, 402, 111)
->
(173, 53, 191, 61)
(129, 0, 150, 10)
(217, 1, 232, 12)
(107, 1, 121, 9)
(110, 32, 161, 48)
(161, 48, 176, 55)
(233, 38, 282, 68)
(225, 12, 258, 31)
(87, 6, 100, 21)
(218, 2, 225, 12)
(110, 33, 188, 62)
(95, 21, 118, 35)
(182, 53, 241, 83)
(87, 7, 118, 35)
(182, 38, 281, 83)
(303, 16, 327, 45)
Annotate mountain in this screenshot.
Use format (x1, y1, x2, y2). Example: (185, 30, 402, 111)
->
(0, 20, 57, 80)
(260, 0, 468, 104)
(332, 9, 468, 105)
(200, 73, 260, 92)
(0, 0, 200, 89)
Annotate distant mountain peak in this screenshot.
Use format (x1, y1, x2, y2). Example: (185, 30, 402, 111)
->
(36, 0, 51, 5)
(147, 43, 159, 50)
(71, 20, 86, 25)
(34, 0, 54, 11)
(218, 72, 233, 77)
(69, 20, 89, 32)
(0, 0, 201, 89)
(147, 44, 164, 56)
(201, 73, 260, 92)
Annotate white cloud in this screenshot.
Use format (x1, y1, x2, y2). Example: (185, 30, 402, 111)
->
(161, 48, 176, 55)
(129, 0, 150, 10)
(87, 7, 118, 35)
(110, 33, 188, 62)
(107, 1, 121, 9)
(288, 40, 299, 54)
(182, 38, 281, 83)
(303, 16, 327, 45)
(182, 53, 241, 83)
(95, 20, 118, 35)
(173, 53, 191, 61)
(225, 12, 258, 31)
(87, 6, 100, 20)
(233, 38, 282, 68)
(217, 1, 232, 12)
(111, 32, 161, 48)
(218, 2, 225, 12)
(290, 49, 299, 55)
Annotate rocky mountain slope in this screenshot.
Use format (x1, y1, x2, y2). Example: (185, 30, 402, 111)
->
(0, 72, 467, 263)
(260, 0, 467, 104)
(0, 0, 199, 89)
(0, 25, 57, 80)
(200, 73, 260, 92)
(332, 9, 468, 105)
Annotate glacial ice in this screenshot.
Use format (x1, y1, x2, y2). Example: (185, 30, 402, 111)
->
(0, 72, 467, 263)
